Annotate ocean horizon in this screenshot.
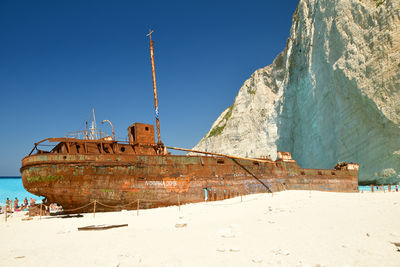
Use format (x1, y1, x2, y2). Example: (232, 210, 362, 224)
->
(0, 176, 41, 206)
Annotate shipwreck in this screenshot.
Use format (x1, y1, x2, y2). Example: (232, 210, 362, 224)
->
(20, 30, 359, 213)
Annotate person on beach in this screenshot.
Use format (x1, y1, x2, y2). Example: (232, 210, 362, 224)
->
(30, 197, 36, 206)
(24, 197, 28, 208)
(396, 185, 398, 192)
(14, 197, 19, 210)
(6, 198, 10, 208)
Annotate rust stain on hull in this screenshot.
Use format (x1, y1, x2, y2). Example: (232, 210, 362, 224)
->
(21, 149, 359, 213)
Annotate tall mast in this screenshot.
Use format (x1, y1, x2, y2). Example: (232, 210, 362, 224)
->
(90, 108, 98, 140)
(147, 29, 162, 145)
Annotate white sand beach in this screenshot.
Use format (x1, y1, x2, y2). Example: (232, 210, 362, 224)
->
(1, 190, 399, 267)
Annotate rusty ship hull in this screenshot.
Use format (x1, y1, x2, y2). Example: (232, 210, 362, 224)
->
(21, 149, 359, 213)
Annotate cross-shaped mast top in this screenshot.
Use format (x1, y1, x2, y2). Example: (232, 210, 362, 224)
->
(146, 29, 154, 40)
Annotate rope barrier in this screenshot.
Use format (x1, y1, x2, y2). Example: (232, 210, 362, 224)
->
(33, 194, 180, 214)
(61, 201, 96, 212)
(96, 200, 136, 209)
(22, 191, 263, 219)
(4, 192, 267, 224)
(95, 194, 178, 209)
(37, 201, 95, 213)
(138, 195, 176, 203)
(34, 186, 400, 214)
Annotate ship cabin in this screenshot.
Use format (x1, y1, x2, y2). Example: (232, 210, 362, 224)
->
(29, 123, 165, 156)
(276, 151, 295, 162)
(128, 123, 155, 145)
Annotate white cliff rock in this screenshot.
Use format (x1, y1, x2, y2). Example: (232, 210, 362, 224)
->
(193, 0, 400, 183)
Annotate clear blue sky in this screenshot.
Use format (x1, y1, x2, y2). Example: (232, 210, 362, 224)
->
(0, 0, 299, 175)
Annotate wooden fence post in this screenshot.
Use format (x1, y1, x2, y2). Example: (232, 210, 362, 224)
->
(137, 199, 140, 216)
(178, 193, 181, 212)
(93, 200, 96, 219)
(39, 203, 42, 220)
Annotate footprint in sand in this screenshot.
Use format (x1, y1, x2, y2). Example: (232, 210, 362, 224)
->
(216, 227, 235, 238)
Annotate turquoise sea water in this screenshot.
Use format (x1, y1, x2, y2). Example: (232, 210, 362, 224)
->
(0, 177, 41, 206)
(358, 185, 399, 192)
(1, 178, 398, 206)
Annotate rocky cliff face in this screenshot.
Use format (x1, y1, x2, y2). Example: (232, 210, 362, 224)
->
(193, 0, 400, 184)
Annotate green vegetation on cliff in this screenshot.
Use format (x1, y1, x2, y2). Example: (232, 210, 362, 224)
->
(207, 105, 234, 138)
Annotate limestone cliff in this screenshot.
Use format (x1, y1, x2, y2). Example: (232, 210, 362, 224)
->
(193, 0, 400, 184)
